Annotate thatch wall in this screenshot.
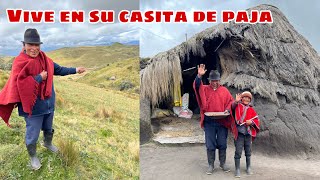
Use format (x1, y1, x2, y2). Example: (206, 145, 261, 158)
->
(140, 4, 320, 155)
(141, 4, 320, 107)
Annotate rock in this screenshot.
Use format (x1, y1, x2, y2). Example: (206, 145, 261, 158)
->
(151, 108, 172, 118)
(140, 98, 153, 144)
(110, 76, 116, 80)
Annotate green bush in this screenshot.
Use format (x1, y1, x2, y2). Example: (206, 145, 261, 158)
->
(119, 80, 134, 91)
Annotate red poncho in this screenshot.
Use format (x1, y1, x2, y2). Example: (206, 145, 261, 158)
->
(231, 103, 260, 141)
(193, 80, 234, 128)
(0, 50, 54, 126)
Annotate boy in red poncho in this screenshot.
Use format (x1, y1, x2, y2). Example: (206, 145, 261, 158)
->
(231, 91, 260, 178)
(193, 64, 234, 175)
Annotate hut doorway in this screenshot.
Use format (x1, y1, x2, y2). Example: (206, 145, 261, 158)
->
(151, 39, 226, 144)
(181, 42, 223, 114)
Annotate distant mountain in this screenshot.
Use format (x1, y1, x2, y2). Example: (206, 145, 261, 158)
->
(125, 40, 139, 45)
(0, 56, 14, 62)
(46, 43, 138, 68)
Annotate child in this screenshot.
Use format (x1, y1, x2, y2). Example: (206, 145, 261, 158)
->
(231, 91, 260, 178)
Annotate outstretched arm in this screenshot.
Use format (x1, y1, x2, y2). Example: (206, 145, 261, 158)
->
(54, 62, 86, 76)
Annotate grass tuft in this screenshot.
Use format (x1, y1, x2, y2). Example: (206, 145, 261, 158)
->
(93, 106, 110, 119)
(57, 139, 79, 167)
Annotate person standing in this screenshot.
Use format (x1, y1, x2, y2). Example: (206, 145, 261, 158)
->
(231, 91, 260, 178)
(0, 28, 86, 170)
(193, 64, 234, 175)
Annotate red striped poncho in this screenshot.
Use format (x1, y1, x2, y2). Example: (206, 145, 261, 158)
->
(231, 103, 260, 141)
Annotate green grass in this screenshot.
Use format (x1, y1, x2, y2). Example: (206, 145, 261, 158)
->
(0, 79, 139, 179)
(0, 70, 9, 89)
(0, 56, 14, 64)
(0, 44, 140, 179)
(77, 57, 140, 94)
(47, 43, 139, 68)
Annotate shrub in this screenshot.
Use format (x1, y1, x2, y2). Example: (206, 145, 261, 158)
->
(119, 80, 134, 91)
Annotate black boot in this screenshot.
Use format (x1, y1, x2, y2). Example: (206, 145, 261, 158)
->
(219, 149, 230, 172)
(206, 149, 215, 175)
(246, 156, 253, 175)
(235, 158, 240, 178)
(43, 129, 59, 153)
(26, 144, 41, 170)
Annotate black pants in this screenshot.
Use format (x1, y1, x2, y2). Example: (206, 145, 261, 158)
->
(204, 118, 228, 165)
(204, 118, 228, 151)
(234, 133, 251, 159)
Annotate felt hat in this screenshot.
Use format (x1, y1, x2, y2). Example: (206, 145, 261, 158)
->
(207, 70, 220, 81)
(21, 28, 43, 44)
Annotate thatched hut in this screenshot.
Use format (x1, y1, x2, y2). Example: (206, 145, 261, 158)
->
(140, 4, 320, 156)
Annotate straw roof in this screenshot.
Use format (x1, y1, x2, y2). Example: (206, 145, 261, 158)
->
(140, 4, 320, 107)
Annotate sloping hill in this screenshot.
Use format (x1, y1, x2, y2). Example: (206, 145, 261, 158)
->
(0, 44, 139, 179)
(77, 57, 140, 93)
(47, 43, 139, 68)
(0, 78, 139, 179)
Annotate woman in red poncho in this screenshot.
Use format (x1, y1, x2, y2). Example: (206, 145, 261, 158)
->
(0, 29, 85, 170)
(231, 91, 260, 178)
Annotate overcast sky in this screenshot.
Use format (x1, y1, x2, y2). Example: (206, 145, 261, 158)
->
(0, 0, 139, 56)
(140, 0, 320, 57)
(1, 1, 319, 57)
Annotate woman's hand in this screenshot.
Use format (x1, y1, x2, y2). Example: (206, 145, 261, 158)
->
(76, 67, 86, 74)
(40, 70, 47, 80)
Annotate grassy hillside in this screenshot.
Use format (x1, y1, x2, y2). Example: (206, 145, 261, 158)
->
(0, 70, 9, 89)
(0, 44, 140, 179)
(47, 43, 139, 68)
(1, 44, 139, 93)
(0, 56, 14, 62)
(77, 57, 140, 93)
(0, 57, 13, 71)
(0, 78, 139, 179)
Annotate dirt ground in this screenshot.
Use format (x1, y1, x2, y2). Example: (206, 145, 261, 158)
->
(140, 143, 320, 180)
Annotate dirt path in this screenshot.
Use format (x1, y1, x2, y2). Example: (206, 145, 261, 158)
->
(140, 143, 320, 180)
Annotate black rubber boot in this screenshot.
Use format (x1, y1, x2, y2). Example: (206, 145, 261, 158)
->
(235, 158, 241, 178)
(246, 156, 253, 175)
(43, 129, 59, 153)
(206, 149, 215, 175)
(219, 149, 230, 172)
(26, 144, 41, 170)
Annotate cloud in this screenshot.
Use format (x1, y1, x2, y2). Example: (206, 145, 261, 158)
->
(0, 0, 139, 55)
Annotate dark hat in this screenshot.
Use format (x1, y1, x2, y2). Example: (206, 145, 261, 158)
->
(21, 28, 43, 44)
(207, 70, 220, 81)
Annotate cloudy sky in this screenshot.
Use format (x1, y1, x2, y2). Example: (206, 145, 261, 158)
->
(0, 0, 139, 56)
(140, 0, 320, 57)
